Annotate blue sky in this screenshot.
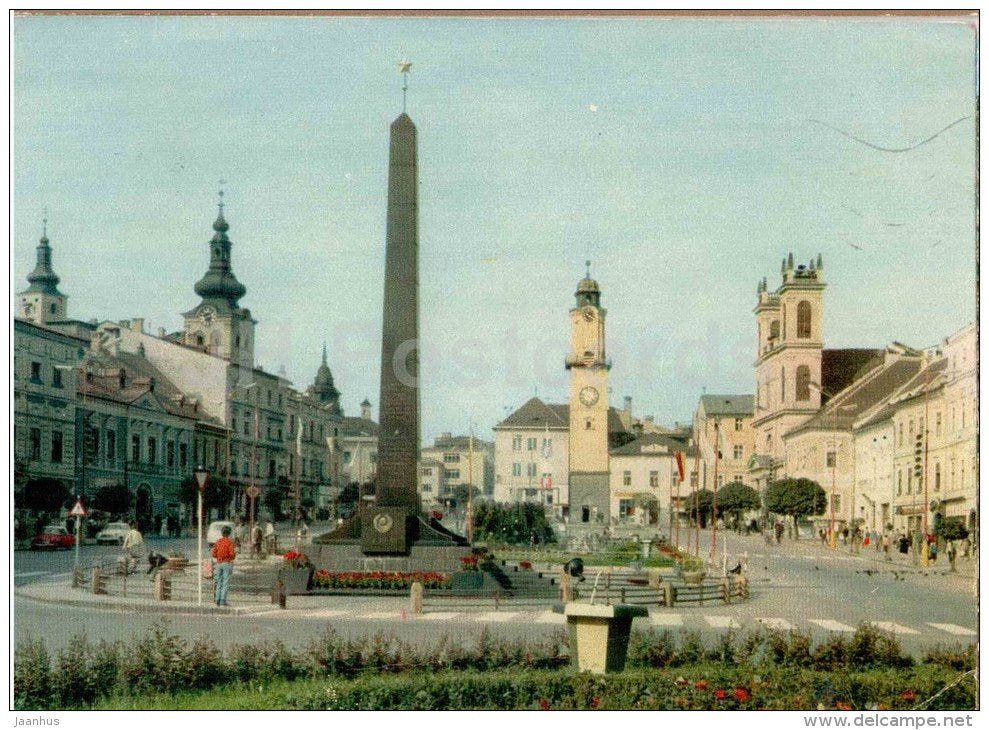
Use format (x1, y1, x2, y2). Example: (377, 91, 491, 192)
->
(13, 14, 978, 441)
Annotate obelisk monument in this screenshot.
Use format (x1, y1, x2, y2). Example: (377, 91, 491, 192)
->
(315, 62, 466, 560)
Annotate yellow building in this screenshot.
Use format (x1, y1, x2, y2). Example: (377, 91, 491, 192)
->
(693, 394, 755, 489)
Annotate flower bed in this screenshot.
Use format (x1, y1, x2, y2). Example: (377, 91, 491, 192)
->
(311, 570, 452, 590)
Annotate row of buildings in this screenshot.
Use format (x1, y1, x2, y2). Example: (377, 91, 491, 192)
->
(14, 204, 498, 529)
(490, 256, 976, 540)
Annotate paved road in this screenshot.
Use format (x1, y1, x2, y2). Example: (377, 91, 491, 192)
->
(13, 529, 978, 656)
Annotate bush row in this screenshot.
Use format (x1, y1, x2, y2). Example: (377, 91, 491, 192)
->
(95, 665, 977, 711)
(14, 620, 976, 710)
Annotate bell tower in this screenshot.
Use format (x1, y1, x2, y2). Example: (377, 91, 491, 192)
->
(567, 261, 611, 524)
(182, 188, 256, 364)
(18, 214, 68, 325)
(753, 253, 826, 461)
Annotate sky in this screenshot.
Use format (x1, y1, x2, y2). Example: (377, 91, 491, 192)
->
(12, 13, 978, 443)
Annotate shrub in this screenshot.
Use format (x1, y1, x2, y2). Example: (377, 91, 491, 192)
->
(13, 638, 52, 709)
(923, 644, 977, 671)
(183, 638, 229, 691)
(121, 620, 189, 695)
(51, 635, 97, 707)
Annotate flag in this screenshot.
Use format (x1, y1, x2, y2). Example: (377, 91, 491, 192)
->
(674, 451, 686, 482)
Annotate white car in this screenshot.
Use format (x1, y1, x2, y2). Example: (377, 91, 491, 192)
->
(96, 522, 131, 545)
(206, 520, 236, 546)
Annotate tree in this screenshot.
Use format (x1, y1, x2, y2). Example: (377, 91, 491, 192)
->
(685, 489, 714, 527)
(20, 478, 71, 515)
(936, 520, 969, 542)
(450, 484, 481, 507)
(472, 502, 556, 545)
(765, 478, 826, 540)
(715, 483, 761, 526)
(263, 487, 285, 520)
(92, 484, 132, 517)
(179, 474, 234, 517)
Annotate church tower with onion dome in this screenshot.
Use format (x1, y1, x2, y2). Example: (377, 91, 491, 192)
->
(181, 190, 256, 363)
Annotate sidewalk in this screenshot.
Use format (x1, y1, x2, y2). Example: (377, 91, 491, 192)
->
(15, 555, 282, 616)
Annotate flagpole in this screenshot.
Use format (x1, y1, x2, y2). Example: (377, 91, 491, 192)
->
(712, 420, 720, 560)
(675, 459, 681, 549)
(693, 451, 701, 557)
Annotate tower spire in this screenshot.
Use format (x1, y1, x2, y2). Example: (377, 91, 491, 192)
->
(322, 341, 328, 365)
(398, 59, 412, 114)
(25, 210, 62, 295)
(193, 184, 246, 306)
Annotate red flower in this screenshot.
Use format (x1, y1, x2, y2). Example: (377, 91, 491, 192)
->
(591, 696, 600, 708)
(734, 687, 750, 701)
(694, 680, 708, 690)
(836, 701, 852, 710)
(714, 689, 727, 700)
(899, 690, 916, 701)
(538, 698, 550, 711)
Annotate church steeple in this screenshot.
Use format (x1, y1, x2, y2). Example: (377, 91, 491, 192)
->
(312, 342, 341, 413)
(19, 212, 68, 325)
(193, 189, 247, 307)
(575, 260, 602, 308)
(25, 214, 63, 296)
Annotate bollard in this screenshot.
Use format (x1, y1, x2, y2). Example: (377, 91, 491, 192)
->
(722, 578, 731, 604)
(560, 570, 573, 602)
(72, 566, 82, 589)
(154, 572, 172, 601)
(647, 568, 662, 588)
(663, 583, 673, 608)
(410, 581, 423, 615)
(91, 566, 106, 595)
(272, 579, 287, 609)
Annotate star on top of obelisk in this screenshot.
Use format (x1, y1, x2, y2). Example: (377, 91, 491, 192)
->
(399, 58, 412, 113)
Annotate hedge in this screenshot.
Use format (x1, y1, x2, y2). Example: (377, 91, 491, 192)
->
(14, 620, 977, 710)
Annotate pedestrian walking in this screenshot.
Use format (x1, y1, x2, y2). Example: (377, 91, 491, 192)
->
(947, 541, 957, 570)
(841, 527, 849, 546)
(898, 533, 910, 555)
(233, 519, 244, 550)
(251, 523, 263, 558)
(882, 533, 891, 560)
(211, 524, 236, 606)
(928, 539, 937, 563)
(774, 522, 784, 544)
(264, 520, 276, 552)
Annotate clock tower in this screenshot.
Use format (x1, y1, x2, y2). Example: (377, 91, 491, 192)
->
(182, 191, 256, 365)
(567, 261, 611, 524)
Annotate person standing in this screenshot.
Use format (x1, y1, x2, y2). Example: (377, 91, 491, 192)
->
(122, 521, 144, 573)
(211, 524, 236, 606)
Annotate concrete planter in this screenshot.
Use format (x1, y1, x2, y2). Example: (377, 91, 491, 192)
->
(278, 567, 313, 595)
(559, 602, 648, 674)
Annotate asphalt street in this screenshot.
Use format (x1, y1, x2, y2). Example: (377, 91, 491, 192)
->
(13, 529, 979, 656)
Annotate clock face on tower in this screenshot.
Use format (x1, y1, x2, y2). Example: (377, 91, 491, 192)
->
(579, 386, 600, 407)
(199, 306, 215, 325)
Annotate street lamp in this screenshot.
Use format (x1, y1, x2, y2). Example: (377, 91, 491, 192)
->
(192, 466, 209, 606)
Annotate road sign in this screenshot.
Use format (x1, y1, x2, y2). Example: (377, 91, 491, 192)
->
(193, 467, 209, 492)
(69, 499, 87, 517)
(245, 485, 261, 499)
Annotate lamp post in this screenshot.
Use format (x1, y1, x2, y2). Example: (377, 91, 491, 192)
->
(193, 466, 209, 606)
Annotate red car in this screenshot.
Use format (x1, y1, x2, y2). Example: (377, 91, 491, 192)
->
(30, 525, 75, 550)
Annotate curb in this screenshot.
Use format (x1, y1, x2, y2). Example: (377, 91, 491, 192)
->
(14, 585, 279, 617)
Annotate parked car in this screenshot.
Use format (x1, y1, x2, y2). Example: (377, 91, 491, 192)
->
(96, 522, 131, 545)
(206, 520, 236, 547)
(31, 525, 75, 550)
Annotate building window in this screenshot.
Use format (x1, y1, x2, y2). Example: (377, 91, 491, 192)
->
(512, 435, 522, 451)
(147, 437, 157, 464)
(443, 453, 460, 463)
(734, 418, 743, 431)
(527, 437, 537, 451)
(649, 471, 659, 487)
(106, 430, 116, 464)
(30, 361, 42, 383)
(52, 368, 63, 388)
(934, 462, 941, 491)
(897, 470, 902, 495)
(51, 430, 63, 463)
(421, 467, 432, 476)
(898, 422, 903, 447)
(444, 469, 461, 480)
(512, 462, 522, 477)
(780, 367, 786, 402)
(908, 419, 914, 438)
(527, 463, 538, 477)
(733, 445, 744, 459)
(370, 452, 377, 464)
(421, 484, 432, 492)
(619, 499, 635, 516)
(826, 451, 836, 468)
(734, 474, 743, 484)
(796, 365, 810, 401)
(243, 421, 250, 436)
(131, 435, 141, 462)
(769, 319, 780, 341)
(166, 440, 175, 468)
(935, 412, 942, 437)
(797, 301, 812, 338)
(179, 443, 187, 470)
(906, 469, 912, 494)
(831, 493, 841, 512)
(623, 470, 632, 486)
(343, 451, 352, 464)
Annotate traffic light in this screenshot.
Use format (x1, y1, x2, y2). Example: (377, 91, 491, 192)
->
(83, 424, 98, 464)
